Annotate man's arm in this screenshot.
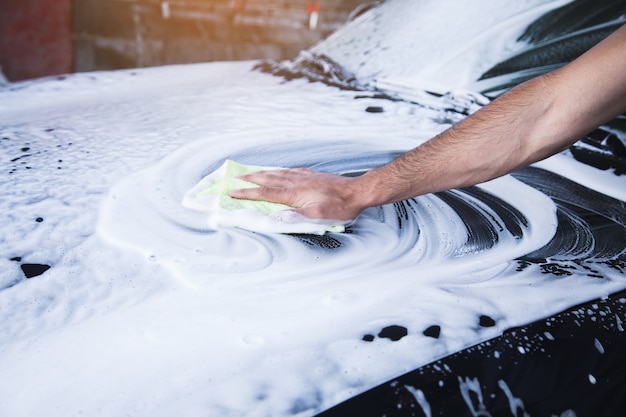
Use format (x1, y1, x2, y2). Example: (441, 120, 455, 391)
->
(231, 24, 626, 222)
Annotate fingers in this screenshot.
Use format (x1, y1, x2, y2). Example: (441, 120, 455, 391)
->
(229, 168, 317, 206)
(229, 184, 295, 206)
(238, 168, 314, 187)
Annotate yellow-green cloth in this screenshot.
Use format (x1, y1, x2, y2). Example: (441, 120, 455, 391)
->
(194, 160, 291, 214)
(182, 160, 346, 234)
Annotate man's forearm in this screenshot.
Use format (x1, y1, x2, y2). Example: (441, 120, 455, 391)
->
(356, 74, 557, 207)
(356, 24, 626, 209)
(407, 80, 557, 185)
(231, 25, 626, 222)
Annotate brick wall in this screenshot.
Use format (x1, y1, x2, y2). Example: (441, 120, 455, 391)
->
(72, 0, 369, 73)
(0, 0, 72, 81)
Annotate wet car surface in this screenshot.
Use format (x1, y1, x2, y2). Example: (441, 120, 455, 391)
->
(1, 1, 625, 416)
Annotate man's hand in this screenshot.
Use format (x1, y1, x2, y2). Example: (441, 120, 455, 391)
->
(229, 168, 368, 222)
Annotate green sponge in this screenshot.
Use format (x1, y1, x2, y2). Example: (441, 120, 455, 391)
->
(194, 160, 290, 214)
(182, 160, 346, 234)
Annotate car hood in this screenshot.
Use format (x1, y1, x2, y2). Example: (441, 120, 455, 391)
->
(1, 3, 626, 417)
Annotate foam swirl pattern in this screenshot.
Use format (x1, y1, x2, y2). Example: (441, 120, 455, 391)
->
(99, 135, 557, 293)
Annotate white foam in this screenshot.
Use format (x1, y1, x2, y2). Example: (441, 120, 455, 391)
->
(315, 0, 571, 89)
(1, 1, 625, 416)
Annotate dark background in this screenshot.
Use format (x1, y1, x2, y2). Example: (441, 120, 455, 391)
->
(0, 0, 367, 82)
